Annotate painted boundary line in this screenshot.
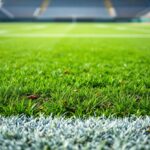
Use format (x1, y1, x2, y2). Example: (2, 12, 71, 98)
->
(0, 115, 150, 150)
(0, 33, 150, 38)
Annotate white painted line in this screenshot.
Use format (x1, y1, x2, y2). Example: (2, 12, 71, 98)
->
(0, 33, 150, 38)
(0, 116, 150, 150)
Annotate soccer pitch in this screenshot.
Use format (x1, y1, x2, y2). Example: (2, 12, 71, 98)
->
(0, 23, 150, 117)
(0, 23, 150, 149)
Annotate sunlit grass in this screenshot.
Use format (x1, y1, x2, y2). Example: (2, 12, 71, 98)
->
(0, 23, 150, 117)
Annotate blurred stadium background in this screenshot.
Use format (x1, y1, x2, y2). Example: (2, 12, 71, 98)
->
(0, 0, 150, 22)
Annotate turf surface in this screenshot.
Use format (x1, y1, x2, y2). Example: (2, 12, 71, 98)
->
(1, 115, 150, 150)
(0, 23, 150, 117)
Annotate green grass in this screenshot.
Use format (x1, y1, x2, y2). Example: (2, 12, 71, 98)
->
(0, 23, 150, 117)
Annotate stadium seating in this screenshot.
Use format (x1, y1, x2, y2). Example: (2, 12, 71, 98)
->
(112, 0, 150, 18)
(2, 0, 42, 18)
(0, 12, 6, 18)
(40, 0, 110, 19)
(0, 0, 150, 20)
(50, 0, 101, 7)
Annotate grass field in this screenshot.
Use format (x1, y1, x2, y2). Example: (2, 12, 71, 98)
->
(0, 23, 150, 117)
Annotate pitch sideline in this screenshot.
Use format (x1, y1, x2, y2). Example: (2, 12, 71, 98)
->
(0, 115, 150, 149)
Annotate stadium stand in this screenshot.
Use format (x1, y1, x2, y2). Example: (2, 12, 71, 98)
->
(112, 0, 150, 18)
(0, 0, 150, 21)
(0, 12, 6, 19)
(2, 0, 42, 18)
(104, 0, 116, 17)
(40, 0, 110, 19)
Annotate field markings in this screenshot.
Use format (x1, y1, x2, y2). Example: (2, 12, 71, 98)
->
(0, 115, 150, 149)
(1, 33, 150, 38)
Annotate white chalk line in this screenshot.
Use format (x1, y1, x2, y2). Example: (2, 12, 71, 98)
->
(0, 115, 150, 150)
(0, 33, 150, 38)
